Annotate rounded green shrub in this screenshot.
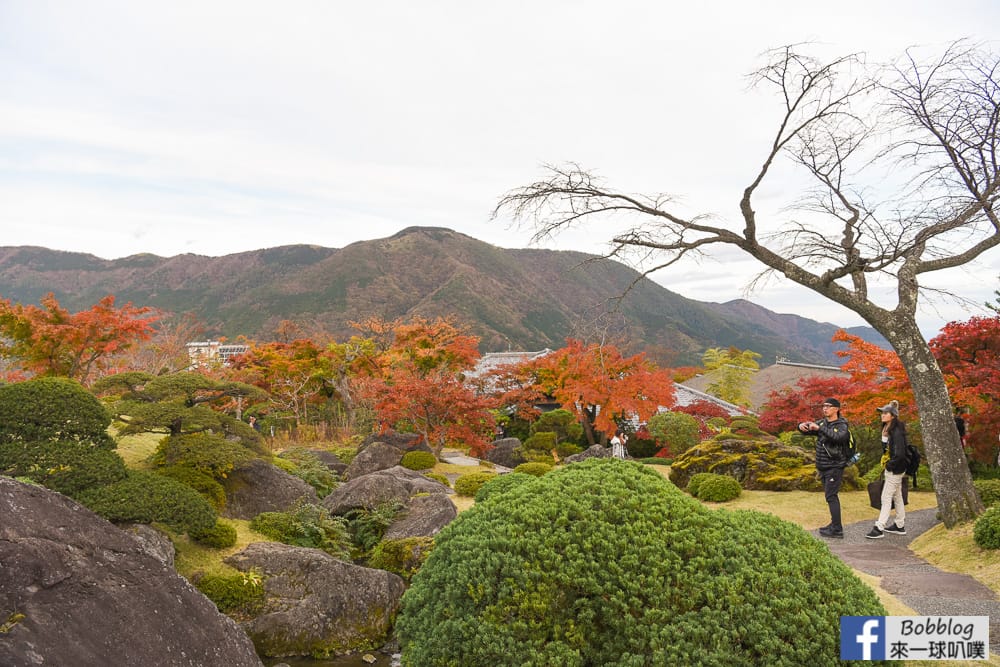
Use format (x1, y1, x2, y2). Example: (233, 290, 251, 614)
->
(423, 472, 450, 488)
(157, 465, 226, 510)
(974, 479, 1000, 507)
(453, 471, 497, 497)
(251, 502, 351, 558)
(973, 506, 1000, 550)
(153, 432, 256, 481)
(474, 472, 536, 504)
(0, 439, 128, 497)
(76, 470, 217, 534)
(686, 472, 716, 497)
(512, 462, 553, 477)
(696, 474, 742, 502)
(195, 570, 265, 617)
(647, 411, 701, 455)
(396, 459, 885, 667)
(367, 536, 435, 582)
(400, 450, 438, 471)
(190, 519, 238, 548)
(0, 377, 115, 448)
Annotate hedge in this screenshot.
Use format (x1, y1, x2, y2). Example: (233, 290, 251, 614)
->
(76, 470, 217, 535)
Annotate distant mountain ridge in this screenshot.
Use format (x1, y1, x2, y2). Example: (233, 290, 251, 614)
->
(0, 226, 886, 366)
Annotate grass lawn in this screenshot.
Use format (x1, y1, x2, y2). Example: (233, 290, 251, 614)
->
(112, 428, 162, 470)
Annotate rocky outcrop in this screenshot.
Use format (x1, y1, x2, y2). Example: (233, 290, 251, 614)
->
(120, 523, 175, 567)
(306, 449, 347, 475)
(0, 477, 262, 667)
(222, 459, 319, 520)
(482, 437, 527, 468)
(225, 542, 405, 658)
(564, 444, 614, 463)
(343, 442, 405, 481)
(323, 466, 451, 516)
(383, 493, 457, 541)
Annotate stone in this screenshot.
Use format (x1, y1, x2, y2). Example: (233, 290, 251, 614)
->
(305, 449, 348, 475)
(564, 444, 613, 463)
(0, 477, 262, 667)
(120, 522, 175, 567)
(383, 493, 457, 541)
(222, 459, 319, 520)
(482, 437, 527, 468)
(323, 466, 451, 516)
(343, 442, 405, 481)
(225, 542, 405, 658)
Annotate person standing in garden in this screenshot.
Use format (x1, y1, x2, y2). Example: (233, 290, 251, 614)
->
(799, 398, 851, 539)
(610, 430, 628, 460)
(866, 400, 909, 539)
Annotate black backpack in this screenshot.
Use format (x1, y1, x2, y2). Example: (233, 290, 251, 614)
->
(905, 443, 921, 477)
(844, 429, 859, 464)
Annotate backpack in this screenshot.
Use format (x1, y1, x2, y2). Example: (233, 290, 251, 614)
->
(905, 443, 921, 477)
(845, 430, 860, 465)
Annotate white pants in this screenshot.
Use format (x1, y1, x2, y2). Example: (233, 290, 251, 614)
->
(876, 471, 906, 529)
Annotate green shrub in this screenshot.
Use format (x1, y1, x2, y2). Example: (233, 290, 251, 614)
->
(250, 502, 350, 558)
(529, 409, 584, 445)
(343, 501, 404, 556)
(973, 506, 1000, 550)
(400, 450, 438, 471)
(624, 432, 659, 459)
(647, 411, 701, 455)
(195, 570, 265, 617)
(696, 474, 742, 502)
(76, 470, 217, 534)
(332, 446, 358, 465)
(153, 433, 256, 481)
(474, 472, 536, 504)
(190, 519, 238, 548)
(396, 459, 885, 666)
(512, 462, 553, 477)
(423, 472, 450, 488)
(0, 377, 115, 449)
(523, 431, 557, 455)
(157, 465, 226, 510)
(275, 448, 339, 498)
(686, 472, 716, 497)
(453, 471, 497, 497)
(639, 457, 671, 466)
(0, 439, 128, 497)
(367, 537, 435, 582)
(974, 479, 1000, 507)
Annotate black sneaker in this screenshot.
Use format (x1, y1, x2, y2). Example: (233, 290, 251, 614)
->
(865, 526, 884, 539)
(883, 523, 906, 535)
(819, 525, 844, 538)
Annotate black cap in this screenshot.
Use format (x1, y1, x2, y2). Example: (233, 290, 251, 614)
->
(822, 398, 841, 408)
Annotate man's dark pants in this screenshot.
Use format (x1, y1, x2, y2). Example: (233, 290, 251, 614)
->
(821, 466, 844, 529)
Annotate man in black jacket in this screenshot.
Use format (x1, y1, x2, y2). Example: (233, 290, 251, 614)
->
(798, 397, 851, 538)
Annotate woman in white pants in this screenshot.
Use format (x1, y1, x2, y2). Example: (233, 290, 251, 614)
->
(610, 430, 628, 460)
(866, 400, 909, 539)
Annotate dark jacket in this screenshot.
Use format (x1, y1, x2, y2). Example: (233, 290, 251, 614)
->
(884, 421, 910, 475)
(802, 416, 851, 470)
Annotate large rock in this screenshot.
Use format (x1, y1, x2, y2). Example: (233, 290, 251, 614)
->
(0, 477, 262, 667)
(222, 459, 319, 520)
(120, 523, 175, 567)
(359, 430, 431, 454)
(323, 466, 450, 516)
(482, 437, 527, 468)
(383, 493, 457, 541)
(564, 444, 613, 463)
(342, 442, 405, 481)
(306, 449, 347, 475)
(225, 542, 405, 658)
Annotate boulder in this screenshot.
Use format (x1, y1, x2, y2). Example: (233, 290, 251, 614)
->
(564, 444, 613, 463)
(359, 430, 432, 454)
(343, 442, 405, 481)
(383, 493, 457, 541)
(306, 449, 347, 475)
(120, 523, 175, 567)
(225, 542, 405, 658)
(0, 477, 262, 667)
(482, 437, 527, 469)
(323, 466, 451, 516)
(222, 459, 319, 520)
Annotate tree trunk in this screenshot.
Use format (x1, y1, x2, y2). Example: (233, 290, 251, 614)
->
(880, 316, 984, 527)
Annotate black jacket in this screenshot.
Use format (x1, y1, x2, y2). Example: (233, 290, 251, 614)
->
(802, 416, 851, 470)
(884, 421, 910, 475)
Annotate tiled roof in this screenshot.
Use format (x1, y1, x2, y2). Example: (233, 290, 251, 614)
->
(681, 360, 849, 412)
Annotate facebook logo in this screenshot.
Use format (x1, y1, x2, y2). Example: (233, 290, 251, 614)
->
(842, 616, 885, 660)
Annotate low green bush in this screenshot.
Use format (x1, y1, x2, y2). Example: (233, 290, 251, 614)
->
(423, 472, 450, 488)
(0, 377, 115, 449)
(647, 411, 701, 455)
(512, 462, 553, 477)
(0, 439, 128, 497)
(696, 474, 742, 502)
(275, 449, 339, 498)
(638, 457, 671, 466)
(343, 501, 403, 556)
(250, 502, 350, 558)
(400, 450, 438, 471)
(396, 458, 885, 666)
(190, 519, 238, 548)
(153, 432, 256, 481)
(973, 506, 1000, 550)
(974, 479, 1000, 507)
(195, 570, 266, 617)
(454, 471, 497, 497)
(474, 472, 536, 504)
(686, 472, 715, 497)
(157, 465, 226, 510)
(77, 470, 217, 535)
(367, 536, 435, 582)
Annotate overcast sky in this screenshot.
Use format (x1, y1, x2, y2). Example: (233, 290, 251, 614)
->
(2, 1, 999, 339)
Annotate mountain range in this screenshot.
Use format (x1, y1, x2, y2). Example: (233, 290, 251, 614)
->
(0, 226, 886, 366)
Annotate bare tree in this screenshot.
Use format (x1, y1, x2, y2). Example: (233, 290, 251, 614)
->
(496, 42, 1000, 526)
